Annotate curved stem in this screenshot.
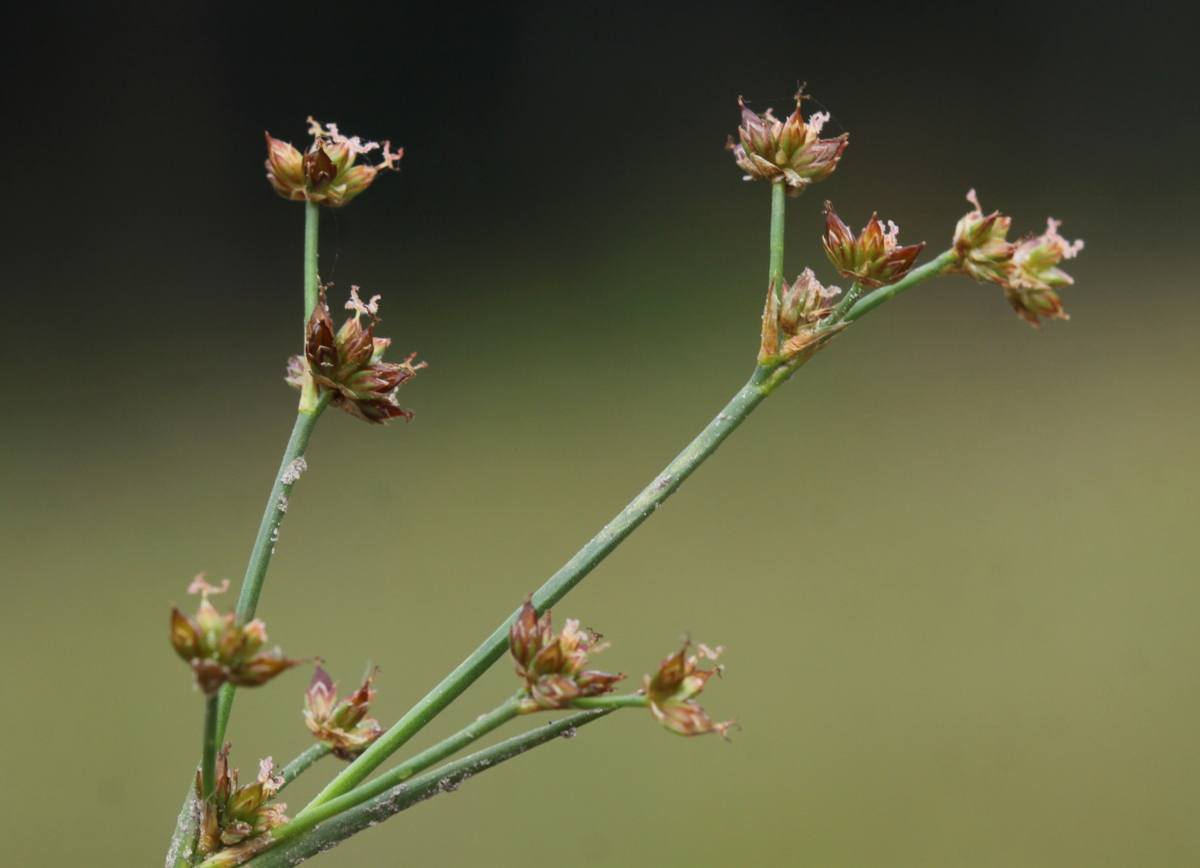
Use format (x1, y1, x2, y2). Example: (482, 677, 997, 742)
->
(215, 392, 331, 744)
(200, 694, 219, 799)
(769, 180, 786, 288)
(278, 743, 331, 792)
(301, 364, 776, 811)
(283, 697, 522, 839)
(235, 710, 613, 868)
(844, 250, 958, 322)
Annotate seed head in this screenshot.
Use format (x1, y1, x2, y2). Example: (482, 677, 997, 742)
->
(509, 597, 625, 712)
(286, 286, 426, 424)
(760, 269, 847, 366)
(196, 745, 288, 858)
(264, 118, 402, 207)
(726, 90, 848, 197)
(822, 202, 925, 289)
(1002, 218, 1084, 327)
(169, 575, 301, 694)
(950, 189, 1018, 286)
(304, 666, 385, 760)
(644, 641, 736, 739)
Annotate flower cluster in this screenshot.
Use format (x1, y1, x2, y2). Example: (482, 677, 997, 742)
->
(196, 745, 288, 857)
(822, 202, 925, 289)
(950, 190, 1084, 327)
(727, 92, 848, 196)
(286, 286, 425, 424)
(304, 666, 384, 760)
(509, 598, 625, 712)
(265, 117, 402, 207)
(759, 268, 847, 366)
(170, 576, 300, 695)
(644, 641, 735, 739)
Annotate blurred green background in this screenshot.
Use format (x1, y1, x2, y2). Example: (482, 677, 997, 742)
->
(3, 2, 1198, 865)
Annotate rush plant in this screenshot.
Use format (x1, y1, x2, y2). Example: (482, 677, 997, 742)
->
(164, 96, 1083, 867)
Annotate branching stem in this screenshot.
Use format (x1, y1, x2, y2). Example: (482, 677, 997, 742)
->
(236, 710, 613, 868)
(301, 362, 775, 811)
(844, 250, 959, 322)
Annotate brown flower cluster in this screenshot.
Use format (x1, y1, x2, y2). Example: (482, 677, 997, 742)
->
(727, 92, 848, 196)
(304, 666, 384, 760)
(170, 576, 300, 695)
(265, 117, 402, 207)
(822, 202, 925, 289)
(759, 268, 847, 366)
(950, 190, 1084, 327)
(644, 641, 735, 739)
(509, 599, 625, 712)
(196, 745, 288, 857)
(287, 286, 425, 424)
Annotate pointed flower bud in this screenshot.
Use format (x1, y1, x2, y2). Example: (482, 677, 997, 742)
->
(726, 91, 848, 197)
(644, 641, 736, 739)
(303, 666, 385, 760)
(509, 597, 625, 712)
(950, 189, 1018, 286)
(264, 117, 402, 207)
(196, 745, 288, 858)
(169, 575, 301, 694)
(1002, 217, 1084, 328)
(759, 268, 847, 366)
(822, 202, 926, 289)
(286, 286, 426, 424)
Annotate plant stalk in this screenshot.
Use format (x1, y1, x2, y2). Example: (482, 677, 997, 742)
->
(201, 694, 220, 800)
(278, 743, 331, 792)
(769, 180, 786, 288)
(571, 693, 649, 709)
(303, 201, 320, 325)
(236, 710, 613, 868)
(301, 362, 775, 811)
(844, 250, 959, 322)
(215, 391, 331, 744)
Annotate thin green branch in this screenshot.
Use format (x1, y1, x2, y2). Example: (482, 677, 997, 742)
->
(278, 743, 331, 792)
(301, 363, 775, 811)
(215, 392, 331, 744)
(769, 180, 786, 288)
(201, 694, 220, 799)
(282, 696, 523, 839)
(303, 201, 320, 326)
(571, 693, 649, 710)
(844, 250, 959, 322)
(237, 710, 613, 868)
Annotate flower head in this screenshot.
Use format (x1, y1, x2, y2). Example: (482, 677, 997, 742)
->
(1002, 218, 1084, 327)
(509, 598, 625, 712)
(644, 641, 735, 739)
(169, 576, 301, 694)
(196, 745, 288, 857)
(265, 118, 402, 207)
(286, 286, 425, 424)
(304, 666, 384, 760)
(822, 202, 925, 288)
(726, 91, 848, 197)
(759, 268, 847, 365)
(950, 189, 1017, 286)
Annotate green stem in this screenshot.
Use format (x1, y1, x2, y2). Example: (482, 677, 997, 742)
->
(236, 710, 613, 868)
(844, 250, 958, 322)
(278, 743, 331, 792)
(284, 697, 522, 838)
(769, 180, 786, 288)
(301, 363, 776, 811)
(571, 693, 649, 710)
(215, 392, 331, 744)
(201, 694, 220, 799)
(303, 201, 320, 326)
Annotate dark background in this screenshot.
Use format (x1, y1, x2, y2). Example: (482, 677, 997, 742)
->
(3, 2, 1198, 866)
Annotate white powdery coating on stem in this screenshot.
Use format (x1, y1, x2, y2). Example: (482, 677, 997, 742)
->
(281, 457, 308, 486)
